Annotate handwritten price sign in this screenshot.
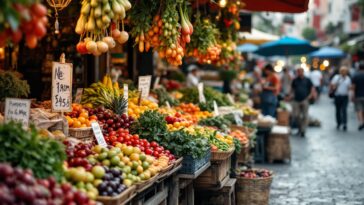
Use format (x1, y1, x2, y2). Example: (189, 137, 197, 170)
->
(52, 62, 72, 112)
(5, 98, 31, 127)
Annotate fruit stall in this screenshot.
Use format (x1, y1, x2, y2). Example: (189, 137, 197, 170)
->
(0, 0, 280, 205)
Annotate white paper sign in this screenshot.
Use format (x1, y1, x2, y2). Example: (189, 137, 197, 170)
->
(153, 77, 160, 89)
(52, 62, 72, 112)
(213, 100, 219, 116)
(233, 112, 243, 126)
(74, 88, 83, 104)
(123, 84, 128, 116)
(91, 122, 108, 147)
(138, 75, 152, 99)
(4, 98, 31, 127)
(198, 82, 206, 103)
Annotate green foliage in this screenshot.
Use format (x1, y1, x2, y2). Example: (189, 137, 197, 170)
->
(160, 130, 210, 159)
(301, 27, 317, 41)
(0, 71, 30, 101)
(130, 110, 168, 142)
(233, 138, 241, 153)
(0, 122, 66, 181)
(179, 86, 232, 107)
(153, 87, 179, 107)
(198, 116, 231, 132)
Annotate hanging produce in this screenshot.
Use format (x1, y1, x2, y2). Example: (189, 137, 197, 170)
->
(0, 1, 48, 48)
(187, 15, 221, 64)
(75, 0, 131, 56)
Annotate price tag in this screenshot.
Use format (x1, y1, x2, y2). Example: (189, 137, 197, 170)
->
(4, 98, 31, 127)
(138, 75, 152, 99)
(226, 94, 235, 104)
(52, 61, 72, 112)
(198, 82, 206, 103)
(153, 76, 160, 89)
(74, 88, 83, 104)
(91, 121, 107, 148)
(233, 112, 243, 126)
(166, 101, 171, 109)
(213, 100, 219, 116)
(123, 84, 128, 116)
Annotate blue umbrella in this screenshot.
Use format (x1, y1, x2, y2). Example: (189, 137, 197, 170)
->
(236, 43, 258, 53)
(254, 36, 318, 56)
(309, 47, 346, 58)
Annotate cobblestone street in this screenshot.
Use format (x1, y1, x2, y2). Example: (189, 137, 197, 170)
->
(262, 97, 364, 205)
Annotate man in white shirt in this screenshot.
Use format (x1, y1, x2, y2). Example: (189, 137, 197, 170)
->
(186, 65, 200, 87)
(310, 68, 323, 101)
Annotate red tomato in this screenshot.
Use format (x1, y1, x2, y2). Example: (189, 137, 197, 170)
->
(126, 141, 132, 146)
(109, 131, 116, 136)
(155, 147, 163, 153)
(150, 141, 158, 148)
(153, 151, 160, 158)
(117, 137, 124, 143)
(133, 135, 139, 140)
(124, 135, 130, 142)
(164, 150, 170, 155)
(109, 136, 117, 143)
(145, 149, 153, 155)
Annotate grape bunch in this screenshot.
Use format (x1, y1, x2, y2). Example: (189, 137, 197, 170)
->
(0, 163, 94, 205)
(64, 140, 94, 171)
(97, 167, 127, 197)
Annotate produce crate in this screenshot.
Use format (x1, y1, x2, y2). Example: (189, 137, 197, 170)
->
(237, 144, 251, 165)
(195, 178, 236, 205)
(68, 127, 94, 143)
(195, 155, 231, 188)
(132, 178, 168, 205)
(178, 151, 211, 175)
(267, 126, 291, 163)
(135, 173, 160, 193)
(236, 170, 273, 205)
(243, 114, 258, 122)
(277, 109, 290, 126)
(97, 185, 136, 205)
(211, 148, 234, 161)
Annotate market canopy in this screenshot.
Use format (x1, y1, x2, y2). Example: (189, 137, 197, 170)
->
(254, 36, 318, 57)
(236, 43, 258, 53)
(238, 29, 279, 45)
(309, 47, 346, 59)
(241, 0, 310, 13)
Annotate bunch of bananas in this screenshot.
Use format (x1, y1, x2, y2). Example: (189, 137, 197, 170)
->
(81, 75, 120, 107)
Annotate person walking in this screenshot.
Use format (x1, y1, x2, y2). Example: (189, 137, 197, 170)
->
(260, 64, 280, 117)
(330, 66, 351, 131)
(280, 67, 293, 97)
(309, 68, 323, 101)
(291, 67, 316, 137)
(351, 62, 364, 130)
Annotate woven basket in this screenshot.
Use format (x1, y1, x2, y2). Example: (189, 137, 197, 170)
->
(68, 127, 93, 143)
(97, 185, 136, 205)
(237, 144, 250, 164)
(236, 171, 273, 205)
(211, 148, 234, 161)
(135, 173, 159, 192)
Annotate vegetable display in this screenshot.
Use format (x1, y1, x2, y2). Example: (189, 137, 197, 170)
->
(0, 122, 66, 181)
(0, 71, 30, 101)
(153, 87, 179, 107)
(0, 1, 48, 48)
(130, 110, 168, 142)
(75, 0, 131, 56)
(198, 116, 231, 132)
(179, 86, 232, 107)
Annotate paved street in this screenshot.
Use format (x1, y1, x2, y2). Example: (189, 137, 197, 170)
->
(262, 97, 364, 205)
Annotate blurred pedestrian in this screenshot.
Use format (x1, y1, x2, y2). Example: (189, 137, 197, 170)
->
(280, 67, 293, 97)
(351, 62, 364, 130)
(309, 67, 323, 101)
(186, 65, 199, 87)
(260, 64, 280, 117)
(330, 66, 351, 131)
(291, 67, 316, 137)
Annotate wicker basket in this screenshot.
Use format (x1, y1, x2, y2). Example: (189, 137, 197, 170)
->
(237, 144, 250, 164)
(135, 173, 159, 192)
(211, 148, 234, 161)
(68, 127, 93, 142)
(267, 128, 291, 163)
(236, 171, 273, 205)
(97, 185, 136, 205)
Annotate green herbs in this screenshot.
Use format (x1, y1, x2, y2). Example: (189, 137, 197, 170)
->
(0, 71, 30, 101)
(130, 110, 168, 142)
(198, 116, 231, 132)
(160, 130, 210, 159)
(0, 122, 66, 181)
(179, 86, 232, 107)
(153, 87, 179, 107)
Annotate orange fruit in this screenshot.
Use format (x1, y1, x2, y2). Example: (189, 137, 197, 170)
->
(80, 112, 89, 119)
(81, 124, 87, 128)
(89, 115, 98, 121)
(130, 153, 140, 161)
(73, 120, 82, 128)
(78, 117, 86, 124)
(67, 118, 74, 127)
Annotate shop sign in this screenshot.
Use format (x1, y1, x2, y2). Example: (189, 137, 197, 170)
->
(123, 84, 128, 115)
(198, 82, 206, 103)
(91, 121, 107, 148)
(52, 62, 72, 112)
(4, 98, 31, 127)
(138, 75, 152, 99)
(74, 88, 83, 103)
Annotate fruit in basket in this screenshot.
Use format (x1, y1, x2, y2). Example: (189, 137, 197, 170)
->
(95, 108, 135, 135)
(239, 169, 272, 178)
(165, 112, 193, 131)
(0, 163, 95, 204)
(128, 98, 158, 119)
(64, 167, 99, 199)
(97, 167, 127, 196)
(230, 130, 249, 145)
(65, 104, 97, 128)
(64, 140, 94, 170)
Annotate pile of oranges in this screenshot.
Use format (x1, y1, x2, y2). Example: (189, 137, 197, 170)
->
(175, 103, 212, 123)
(230, 130, 249, 145)
(65, 104, 97, 128)
(128, 98, 159, 119)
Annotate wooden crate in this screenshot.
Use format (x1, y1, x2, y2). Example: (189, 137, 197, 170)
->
(277, 109, 290, 126)
(195, 178, 236, 205)
(195, 157, 231, 188)
(132, 180, 168, 205)
(267, 126, 291, 163)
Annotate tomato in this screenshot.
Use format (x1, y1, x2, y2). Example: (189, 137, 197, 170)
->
(126, 141, 132, 146)
(140, 146, 145, 152)
(104, 136, 110, 142)
(150, 141, 158, 148)
(153, 151, 160, 158)
(109, 135, 117, 143)
(124, 135, 131, 142)
(164, 150, 170, 155)
(109, 131, 116, 136)
(117, 137, 124, 143)
(155, 147, 163, 153)
(145, 149, 153, 155)
(132, 135, 139, 140)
